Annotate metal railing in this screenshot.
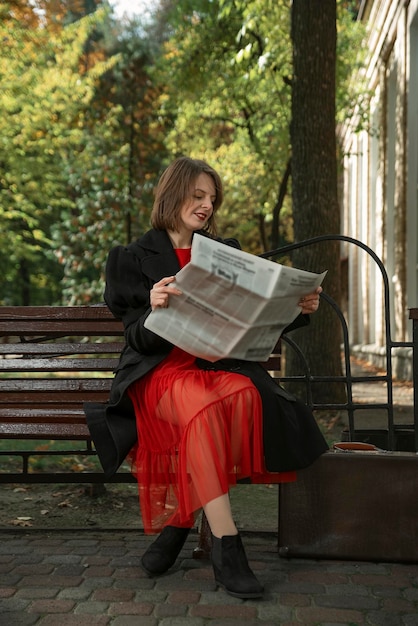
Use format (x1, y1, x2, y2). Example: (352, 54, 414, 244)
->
(261, 234, 417, 452)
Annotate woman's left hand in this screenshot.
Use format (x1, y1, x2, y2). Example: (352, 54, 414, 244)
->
(298, 286, 322, 315)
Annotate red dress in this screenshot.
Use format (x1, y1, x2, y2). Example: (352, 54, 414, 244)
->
(128, 248, 295, 533)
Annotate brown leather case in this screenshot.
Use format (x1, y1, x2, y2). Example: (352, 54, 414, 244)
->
(278, 445, 418, 563)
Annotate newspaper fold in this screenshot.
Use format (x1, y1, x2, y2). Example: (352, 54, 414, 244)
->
(144, 234, 327, 362)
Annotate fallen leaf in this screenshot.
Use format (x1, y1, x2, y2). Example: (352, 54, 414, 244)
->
(58, 500, 72, 508)
(8, 518, 33, 527)
(41, 510, 49, 515)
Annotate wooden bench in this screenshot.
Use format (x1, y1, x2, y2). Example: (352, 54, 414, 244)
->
(0, 305, 132, 483)
(0, 305, 283, 485)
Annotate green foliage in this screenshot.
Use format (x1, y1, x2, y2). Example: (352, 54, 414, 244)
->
(153, 0, 368, 252)
(155, 0, 293, 252)
(55, 23, 169, 304)
(0, 0, 368, 304)
(0, 4, 116, 304)
(336, 0, 370, 128)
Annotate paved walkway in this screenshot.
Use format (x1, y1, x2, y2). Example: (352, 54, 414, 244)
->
(1, 528, 418, 625)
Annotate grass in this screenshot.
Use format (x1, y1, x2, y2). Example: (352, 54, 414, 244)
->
(0, 438, 102, 473)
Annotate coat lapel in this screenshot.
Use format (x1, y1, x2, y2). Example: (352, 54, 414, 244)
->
(132, 229, 212, 283)
(131, 230, 181, 282)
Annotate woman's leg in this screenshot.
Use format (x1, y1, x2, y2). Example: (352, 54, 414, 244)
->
(203, 493, 264, 599)
(203, 493, 237, 538)
(176, 385, 264, 598)
(137, 375, 264, 592)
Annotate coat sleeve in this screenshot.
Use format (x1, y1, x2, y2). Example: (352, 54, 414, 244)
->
(104, 245, 172, 355)
(284, 313, 310, 334)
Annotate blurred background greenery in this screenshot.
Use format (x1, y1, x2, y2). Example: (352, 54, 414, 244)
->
(0, 0, 365, 307)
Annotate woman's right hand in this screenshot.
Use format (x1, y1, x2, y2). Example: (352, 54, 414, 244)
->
(150, 276, 183, 311)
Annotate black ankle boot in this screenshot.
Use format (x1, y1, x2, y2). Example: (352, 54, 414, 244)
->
(211, 533, 264, 599)
(141, 526, 191, 576)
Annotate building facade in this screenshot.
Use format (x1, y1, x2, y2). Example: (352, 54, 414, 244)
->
(340, 0, 418, 379)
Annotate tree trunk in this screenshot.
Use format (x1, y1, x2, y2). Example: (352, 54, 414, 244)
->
(19, 258, 31, 306)
(287, 0, 345, 404)
(271, 158, 292, 250)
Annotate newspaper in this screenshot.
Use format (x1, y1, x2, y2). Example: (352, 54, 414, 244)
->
(144, 234, 327, 362)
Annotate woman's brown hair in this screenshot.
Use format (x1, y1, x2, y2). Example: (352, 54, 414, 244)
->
(151, 157, 223, 235)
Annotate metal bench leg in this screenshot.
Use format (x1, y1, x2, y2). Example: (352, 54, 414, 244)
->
(193, 511, 212, 559)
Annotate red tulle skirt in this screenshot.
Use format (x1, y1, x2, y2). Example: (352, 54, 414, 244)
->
(128, 347, 295, 533)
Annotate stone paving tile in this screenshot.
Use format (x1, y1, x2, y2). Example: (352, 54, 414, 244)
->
(37, 617, 111, 625)
(1, 530, 418, 624)
(0, 614, 40, 626)
(112, 615, 158, 626)
(15, 587, 60, 599)
(28, 599, 76, 614)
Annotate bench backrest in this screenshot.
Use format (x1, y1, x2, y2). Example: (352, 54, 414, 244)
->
(0, 304, 281, 441)
(0, 305, 124, 441)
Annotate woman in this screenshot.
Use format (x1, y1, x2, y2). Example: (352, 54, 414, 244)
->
(85, 156, 328, 599)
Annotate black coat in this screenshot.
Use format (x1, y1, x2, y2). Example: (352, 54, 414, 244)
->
(84, 229, 328, 477)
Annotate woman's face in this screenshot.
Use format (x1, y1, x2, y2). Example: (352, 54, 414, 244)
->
(178, 173, 216, 234)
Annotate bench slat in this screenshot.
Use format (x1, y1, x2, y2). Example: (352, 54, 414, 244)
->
(0, 413, 90, 425)
(0, 321, 123, 335)
(0, 358, 119, 372)
(0, 305, 117, 321)
(0, 379, 112, 391)
(0, 472, 135, 484)
(0, 408, 89, 417)
(0, 343, 125, 356)
(0, 422, 91, 439)
(1, 396, 109, 407)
